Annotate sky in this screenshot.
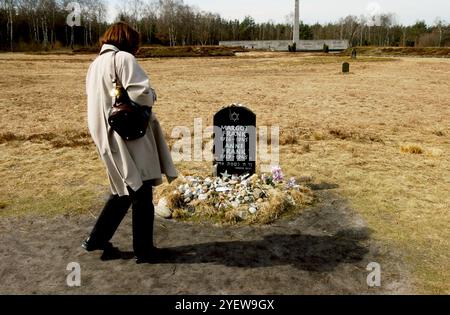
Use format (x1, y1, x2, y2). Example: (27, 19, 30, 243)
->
(110, 0, 450, 26)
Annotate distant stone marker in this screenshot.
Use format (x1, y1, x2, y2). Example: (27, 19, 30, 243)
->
(213, 104, 256, 177)
(351, 48, 357, 59)
(342, 62, 350, 74)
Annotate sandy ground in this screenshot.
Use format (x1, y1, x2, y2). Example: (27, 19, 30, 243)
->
(0, 52, 449, 293)
(0, 188, 411, 295)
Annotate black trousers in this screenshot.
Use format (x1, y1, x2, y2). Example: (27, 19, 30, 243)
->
(88, 181, 155, 257)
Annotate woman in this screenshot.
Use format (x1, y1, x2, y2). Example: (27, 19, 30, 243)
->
(83, 22, 178, 264)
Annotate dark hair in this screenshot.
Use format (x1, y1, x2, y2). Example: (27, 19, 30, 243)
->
(100, 22, 140, 55)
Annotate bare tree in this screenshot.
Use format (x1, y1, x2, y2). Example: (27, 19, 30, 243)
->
(129, 0, 144, 30)
(434, 17, 445, 47)
(37, 0, 56, 50)
(140, 0, 158, 44)
(359, 15, 366, 46)
(158, 0, 182, 46)
(1, 0, 16, 51)
(341, 15, 359, 45)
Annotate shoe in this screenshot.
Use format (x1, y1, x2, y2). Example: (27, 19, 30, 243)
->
(81, 238, 113, 252)
(135, 247, 175, 264)
(100, 246, 123, 261)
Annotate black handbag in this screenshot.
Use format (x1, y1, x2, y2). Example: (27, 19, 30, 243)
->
(108, 51, 151, 141)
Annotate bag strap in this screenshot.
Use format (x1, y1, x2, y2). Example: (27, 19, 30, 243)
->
(110, 51, 119, 86)
(110, 51, 124, 105)
(109, 50, 136, 107)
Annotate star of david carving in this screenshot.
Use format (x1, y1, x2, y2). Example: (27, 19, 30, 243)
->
(230, 112, 239, 122)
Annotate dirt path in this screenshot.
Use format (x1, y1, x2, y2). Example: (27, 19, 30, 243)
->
(0, 188, 412, 294)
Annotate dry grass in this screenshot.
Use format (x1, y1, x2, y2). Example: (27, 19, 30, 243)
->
(0, 51, 449, 293)
(401, 144, 425, 155)
(0, 130, 92, 148)
(249, 188, 314, 225)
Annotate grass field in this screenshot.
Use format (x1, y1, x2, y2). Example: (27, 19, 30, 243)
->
(0, 51, 449, 293)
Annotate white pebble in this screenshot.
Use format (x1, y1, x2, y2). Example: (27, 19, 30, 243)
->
(155, 198, 172, 219)
(216, 187, 231, 193)
(231, 201, 240, 208)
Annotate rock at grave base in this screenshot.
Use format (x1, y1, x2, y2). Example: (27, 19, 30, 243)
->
(155, 198, 172, 219)
(249, 207, 257, 215)
(216, 187, 231, 193)
(253, 188, 263, 199)
(237, 211, 247, 220)
(198, 194, 208, 201)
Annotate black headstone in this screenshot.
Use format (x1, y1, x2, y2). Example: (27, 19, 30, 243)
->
(213, 105, 256, 177)
(342, 62, 350, 73)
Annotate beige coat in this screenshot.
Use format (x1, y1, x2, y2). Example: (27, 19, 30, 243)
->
(86, 44, 178, 196)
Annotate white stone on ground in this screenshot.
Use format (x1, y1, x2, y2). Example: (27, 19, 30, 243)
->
(155, 198, 172, 219)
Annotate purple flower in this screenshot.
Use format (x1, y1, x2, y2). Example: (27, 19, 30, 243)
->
(271, 166, 284, 183)
(286, 177, 297, 189)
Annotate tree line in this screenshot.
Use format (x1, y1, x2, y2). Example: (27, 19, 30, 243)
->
(1, 0, 449, 51)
